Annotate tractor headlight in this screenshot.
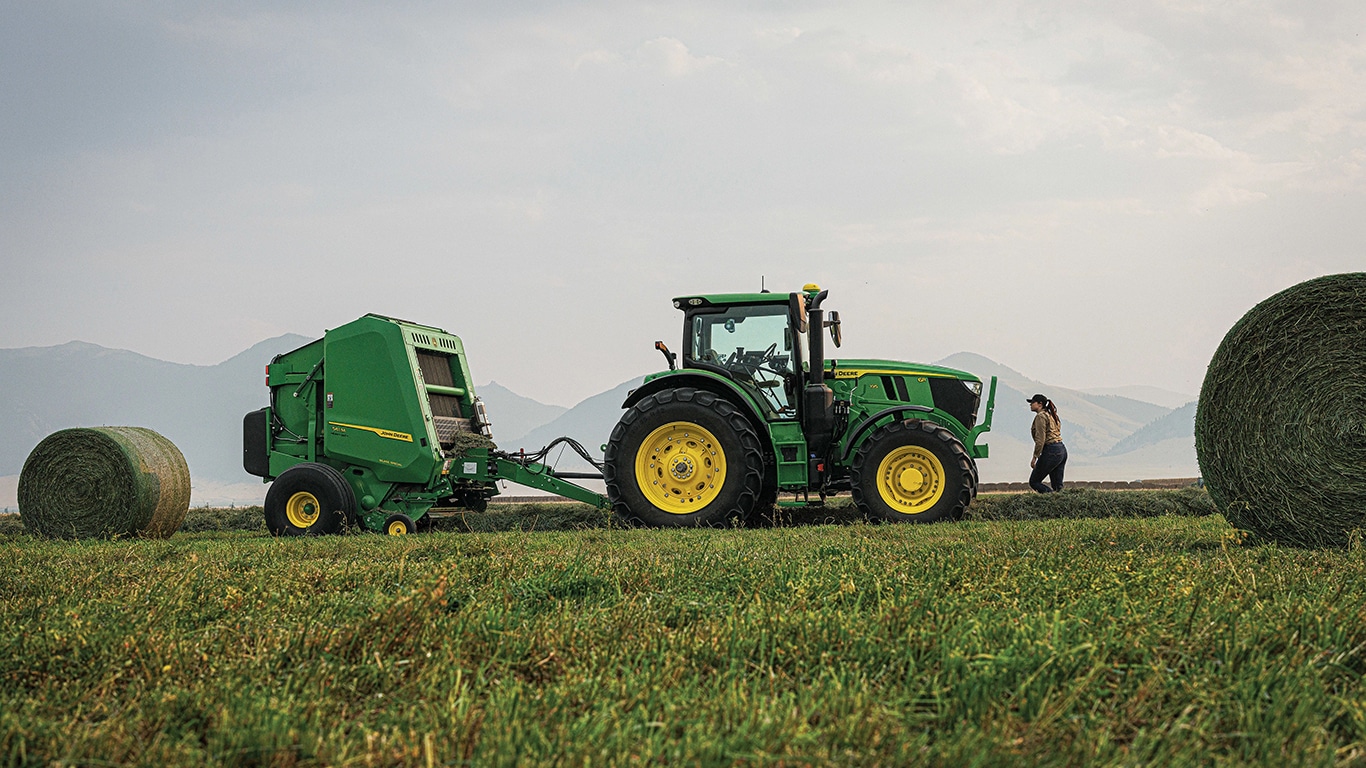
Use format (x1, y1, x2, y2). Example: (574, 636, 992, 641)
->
(963, 380, 982, 396)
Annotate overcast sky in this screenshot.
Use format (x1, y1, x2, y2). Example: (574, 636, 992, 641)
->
(2, 1, 1363, 407)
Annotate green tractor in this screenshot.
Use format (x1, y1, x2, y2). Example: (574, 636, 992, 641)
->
(603, 284, 996, 526)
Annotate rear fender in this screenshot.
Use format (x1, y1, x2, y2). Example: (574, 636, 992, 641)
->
(622, 371, 773, 453)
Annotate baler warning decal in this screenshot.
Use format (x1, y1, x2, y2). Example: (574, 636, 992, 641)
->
(327, 422, 414, 443)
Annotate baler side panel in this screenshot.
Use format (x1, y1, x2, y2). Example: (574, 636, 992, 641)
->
(265, 338, 325, 476)
(322, 320, 435, 484)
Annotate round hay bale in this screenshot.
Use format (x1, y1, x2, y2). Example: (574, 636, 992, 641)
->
(1195, 273, 1366, 547)
(18, 427, 191, 540)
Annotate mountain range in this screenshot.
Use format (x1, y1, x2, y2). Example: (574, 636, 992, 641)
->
(0, 339, 1198, 508)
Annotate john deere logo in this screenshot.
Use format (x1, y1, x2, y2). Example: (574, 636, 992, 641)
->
(327, 422, 413, 443)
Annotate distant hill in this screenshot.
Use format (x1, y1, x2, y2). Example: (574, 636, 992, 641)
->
(500, 377, 645, 468)
(933, 352, 1195, 482)
(935, 353, 1172, 456)
(1084, 385, 1197, 410)
(1105, 401, 1197, 457)
(0, 334, 311, 503)
(476, 381, 568, 445)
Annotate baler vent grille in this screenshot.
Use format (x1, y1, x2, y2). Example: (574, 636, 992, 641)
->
(416, 351, 464, 419)
(409, 331, 460, 351)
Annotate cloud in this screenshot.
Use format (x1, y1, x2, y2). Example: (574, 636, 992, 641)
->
(635, 37, 727, 76)
(3, 1, 1366, 405)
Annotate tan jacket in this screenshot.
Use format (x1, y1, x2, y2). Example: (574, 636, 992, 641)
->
(1031, 410, 1062, 459)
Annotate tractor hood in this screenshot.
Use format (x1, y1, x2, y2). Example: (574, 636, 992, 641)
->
(826, 358, 981, 383)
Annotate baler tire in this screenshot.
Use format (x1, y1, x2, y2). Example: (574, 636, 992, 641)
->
(264, 462, 354, 536)
(604, 387, 765, 527)
(851, 420, 973, 524)
(383, 513, 415, 536)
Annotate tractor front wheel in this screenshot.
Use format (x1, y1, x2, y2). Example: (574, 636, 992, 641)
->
(264, 462, 354, 536)
(604, 387, 765, 527)
(851, 420, 974, 523)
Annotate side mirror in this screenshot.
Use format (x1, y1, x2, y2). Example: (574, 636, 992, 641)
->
(826, 311, 842, 348)
(788, 293, 808, 334)
(654, 341, 677, 371)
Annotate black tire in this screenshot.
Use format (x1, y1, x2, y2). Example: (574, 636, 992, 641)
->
(851, 420, 974, 523)
(383, 513, 416, 536)
(756, 480, 779, 513)
(459, 490, 489, 513)
(746, 482, 782, 528)
(968, 458, 980, 501)
(604, 387, 765, 527)
(264, 462, 354, 536)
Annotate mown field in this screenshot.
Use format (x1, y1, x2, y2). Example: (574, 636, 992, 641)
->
(2, 490, 1364, 767)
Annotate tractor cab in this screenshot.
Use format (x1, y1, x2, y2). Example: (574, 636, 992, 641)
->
(664, 284, 838, 423)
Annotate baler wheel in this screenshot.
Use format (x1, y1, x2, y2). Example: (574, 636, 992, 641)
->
(383, 513, 415, 536)
(264, 462, 354, 536)
(851, 420, 974, 523)
(604, 387, 764, 527)
(285, 491, 321, 529)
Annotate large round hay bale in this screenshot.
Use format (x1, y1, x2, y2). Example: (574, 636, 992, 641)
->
(18, 427, 191, 540)
(1195, 273, 1366, 547)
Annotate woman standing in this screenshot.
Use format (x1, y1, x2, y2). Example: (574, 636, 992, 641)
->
(1027, 394, 1067, 493)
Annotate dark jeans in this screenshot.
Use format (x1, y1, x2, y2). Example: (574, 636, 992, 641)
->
(1029, 442, 1067, 493)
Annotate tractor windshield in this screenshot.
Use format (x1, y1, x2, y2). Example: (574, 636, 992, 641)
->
(689, 304, 797, 417)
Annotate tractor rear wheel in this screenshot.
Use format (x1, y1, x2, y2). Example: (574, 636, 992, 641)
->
(851, 420, 974, 523)
(264, 462, 354, 536)
(605, 387, 765, 527)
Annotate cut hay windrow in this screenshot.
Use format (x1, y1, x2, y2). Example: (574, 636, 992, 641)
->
(18, 427, 191, 540)
(447, 430, 497, 456)
(1195, 272, 1366, 548)
(963, 487, 1216, 522)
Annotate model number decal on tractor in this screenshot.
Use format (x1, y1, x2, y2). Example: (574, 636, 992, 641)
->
(326, 422, 414, 443)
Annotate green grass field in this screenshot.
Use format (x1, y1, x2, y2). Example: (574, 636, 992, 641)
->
(2, 491, 1364, 766)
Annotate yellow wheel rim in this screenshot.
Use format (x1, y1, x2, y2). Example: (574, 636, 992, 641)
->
(877, 445, 945, 514)
(386, 519, 410, 536)
(634, 421, 727, 514)
(286, 491, 320, 528)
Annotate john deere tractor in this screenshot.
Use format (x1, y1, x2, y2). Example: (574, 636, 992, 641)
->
(603, 284, 996, 526)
